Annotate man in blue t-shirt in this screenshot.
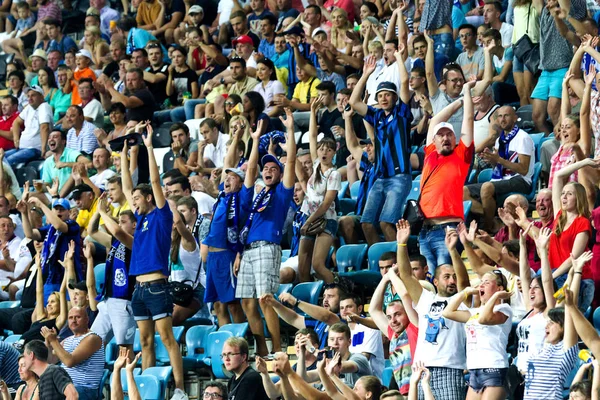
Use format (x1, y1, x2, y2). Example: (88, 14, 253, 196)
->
(202, 125, 248, 328)
(236, 109, 297, 356)
(120, 122, 188, 400)
(349, 55, 413, 245)
(19, 196, 81, 304)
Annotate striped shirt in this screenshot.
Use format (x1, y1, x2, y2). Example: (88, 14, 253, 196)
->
(38, 1, 62, 23)
(66, 121, 99, 156)
(524, 342, 578, 400)
(62, 332, 105, 389)
(0, 341, 21, 385)
(364, 103, 412, 178)
(356, 152, 378, 215)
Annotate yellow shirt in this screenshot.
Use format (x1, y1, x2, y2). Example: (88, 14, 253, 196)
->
(292, 77, 321, 104)
(136, 0, 161, 27)
(76, 197, 114, 231)
(111, 201, 131, 218)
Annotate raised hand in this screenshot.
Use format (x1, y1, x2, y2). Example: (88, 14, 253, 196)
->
(535, 226, 552, 251)
(114, 347, 129, 370)
(515, 206, 528, 227)
(519, 222, 534, 247)
(445, 227, 458, 250)
(363, 55, 377, 75)
(83, 241, 93, 260)
(255, 356, 268, 374)
(395, 219, 410, 245)
(310, 95, 324, 114)
(571, 251, 593, 272)
(585, 63, 596, 86)
(48, 177, 60, 197)
(250, 119, 266, 141)
(126, 352, 141, 372)
(279, 107, 295, 131)
(498, 207, 516, 227)
(465, 220, 477, 243)
(141, 121, 153, 148)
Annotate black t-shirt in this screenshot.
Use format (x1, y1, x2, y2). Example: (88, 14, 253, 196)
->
(170, 68, 198, 105)
(126, 88, 157, 123)
(227, 367, 269, 400)
(103, 61, 120, 83)
(165, 0, 185, 22)
(319, 108, 342, 138)
(38, 365, 73, 400)
(146, 64, 169, 106)
(199, 64, 226, 88)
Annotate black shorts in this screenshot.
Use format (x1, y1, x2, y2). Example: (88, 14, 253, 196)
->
(466, 176, 531, 204)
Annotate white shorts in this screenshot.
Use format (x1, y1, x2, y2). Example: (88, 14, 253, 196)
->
(91, 297, 136, 345)
(280, 256, 314, 283)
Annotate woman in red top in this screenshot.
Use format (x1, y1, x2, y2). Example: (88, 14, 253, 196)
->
(549, 158, 596, 311)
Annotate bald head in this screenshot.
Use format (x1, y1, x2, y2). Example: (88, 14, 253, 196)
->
(497, 106, 517, 131)
(505, 194, 528, 212)
(68, 306, 89, 334)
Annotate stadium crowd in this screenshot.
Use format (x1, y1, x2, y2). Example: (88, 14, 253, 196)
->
(0, 0, 600, 399)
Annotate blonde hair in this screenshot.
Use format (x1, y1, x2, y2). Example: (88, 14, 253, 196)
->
(368, 41, 383, 52)
(555, 182, 590, 236)
(330, 8, 353, 49)
(229, 115, 251, 145)
(85, 26, 104, 47)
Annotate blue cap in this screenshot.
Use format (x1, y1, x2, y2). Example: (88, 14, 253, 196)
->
(375, 81, 398, 96)
(52, 198, 71, 210)
(283, 26, 304, 37)
(261, 154, 284, 172)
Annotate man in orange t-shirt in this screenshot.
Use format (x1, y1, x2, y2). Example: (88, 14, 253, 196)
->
(417, 81, 475, 275)
(68, 50, 97, 106)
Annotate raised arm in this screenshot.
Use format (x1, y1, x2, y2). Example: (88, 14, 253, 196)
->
(32, 253, 45, 323)
(120, 141, 135, 208)
(99, 208, 134, 249)
(343, 108, 364, 162)
(259, 294, 306, 330)
(244, 120, 264, 189)
(28, 197, 68, 233)
(535, 227, 557, 312)
(461, 80, 475, 147)
(369, 271, 392, 333)
(424, 33, 438, 96)
(84, 242, 98, 312)
(426, 98, 463, 145)
(88, 208, 112, 248)
(442, 287, 477, 323)
(394, 46, 411, 105)
(446, 226, 471, 291)
(140, 123, 165, 208)
(255, 357, 282, 399)
(477, 291, 511, 325)
(349, 56, 377, 116)
(579, 65, 594, 157)
(280, 108, 297, 189)
(280, 292, 340, 326)
(553, 158, 600, 217)
(397, 219, 423, 302)
(308, 98, 321, 162)
(519, 224, 534, 312)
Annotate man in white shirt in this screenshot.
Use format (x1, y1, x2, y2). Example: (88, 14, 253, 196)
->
(199, 118, 229, 169)
(8, 86, 53, 166)
(339, 295, 384, 378)
(0, 215, 23, 292)
(366, 41, 402, 106)
(483, 1, 513, 48)
(63, 106, 99, 156)
(78, 78, 105, 128)
(89, 148, 116, 191)
(464, 105, 534, 231)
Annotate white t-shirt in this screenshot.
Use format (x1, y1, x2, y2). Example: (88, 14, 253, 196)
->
(90, 169, 116, 190)
(493, 128, 535, 183)
(191, 191, 216, 216)
(367, 60, 402, 106)
(253, 80, 285, 115)
(0, 235, 23, 280)
(516, 310, 547, 373)
(500, 22, 515, 48)
(414, 290, 467, 369)
(19, 103, 53, 150)
(13, 237, 32, 279)
(499, 267, 534, 321)
(82, 98, 105, 129)
(465, 303, 513, 370)
(170, 241, 205, 289)
(365, 58, 387, 106)
(217, 0, 248, 25)
(300, 160, 341, 220)
(202, 133, 230, 168)
(349, 322, 385, 379)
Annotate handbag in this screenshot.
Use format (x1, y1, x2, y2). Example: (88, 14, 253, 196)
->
(402, 165, 440, 235)
(513, 2, 540, 75)
(169, 260, 203, 307)
(305, 216, 327, 236)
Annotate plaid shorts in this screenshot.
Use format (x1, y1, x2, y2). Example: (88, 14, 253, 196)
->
(418, 367, 466, 400)
(235, 243, 281, 299)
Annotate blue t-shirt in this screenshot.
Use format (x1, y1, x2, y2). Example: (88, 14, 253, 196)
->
(495, 46, 515, 85)
(106, 238, 134, 300)
(47, 35, 78, 55)
(259, 38, 276, 60)
(273, 49, 290, 70)
(240, 182, 294, 245)
(452, 6, 468, 51)
(305, 319, 331, 349)
(356, 152, 378, 215)
(364, 102, 413, 178)
(411, 53, 450, 83)
(290, 205, 307, 257)
(130, 204, 173, 277)
(203, 185, 246, 250)
(39, 220, 82, 285)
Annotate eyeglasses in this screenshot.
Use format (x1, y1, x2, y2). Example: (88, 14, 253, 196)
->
(491, 269, 507, 287)
(447, 78, 464, 84)
(220, 352, 241, 359)
(203, 393, 223, 399)
(147, 43, 160, 49)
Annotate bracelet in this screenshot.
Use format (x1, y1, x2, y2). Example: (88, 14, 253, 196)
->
(464, 292, 469, 301)
(397, 243, 407, 247)
(295, 299, 301, 307)
(52, 195, 59, 199)
(575, 271, 583, 275)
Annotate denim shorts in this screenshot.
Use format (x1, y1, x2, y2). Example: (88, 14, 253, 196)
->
(531, 68, 568, 101)
(419, 222, 460, 274)
(431, 32, 455, 59)
(361, 174, 412, 224)
(469, 368, 507, 392)
(301, 218, 338, 240)
(512, 50, 530, 73)
(131, 280, 174, 321)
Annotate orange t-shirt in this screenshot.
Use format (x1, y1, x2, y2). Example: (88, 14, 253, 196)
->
(420, 140, 474, 220)
(71, 67, 96, 106)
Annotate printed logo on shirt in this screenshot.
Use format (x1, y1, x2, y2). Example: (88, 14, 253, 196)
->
(142, 219, 149, 232)
(424, 301, 449, 345)
(352, 331, 365, 346)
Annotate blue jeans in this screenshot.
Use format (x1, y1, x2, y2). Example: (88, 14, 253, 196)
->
(419, 222, 460, 275)
(169, 106, 186, 122)
(183, 99, 205, 120)
(5, 148, 41, 167)
(75, 386, 99, 400)
(361, 174, 412, 224)
(153, 109, 172, 124)
(131, 281, 174, 321)
(431, 32, 455, 60)
(554, 274, 594, 313)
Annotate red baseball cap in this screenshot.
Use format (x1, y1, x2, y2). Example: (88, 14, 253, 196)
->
(232, 35, 253, 46)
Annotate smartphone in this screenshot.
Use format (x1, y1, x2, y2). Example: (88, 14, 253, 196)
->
(344, 104, 351, 112)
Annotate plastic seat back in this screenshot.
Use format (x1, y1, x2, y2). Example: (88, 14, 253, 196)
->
(368, 242, 397, 271)
(141, 366, 173, 400)
(219, 323, 249, 338)
(336, 244, 368, 272)
(291, 281, 324, 305)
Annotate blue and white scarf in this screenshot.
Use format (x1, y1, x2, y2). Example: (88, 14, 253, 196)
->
(491, 125, 520, 180)
(239, 187, 273, 245)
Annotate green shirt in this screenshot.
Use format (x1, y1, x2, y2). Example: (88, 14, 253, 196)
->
(49, 89, 72, 123)
(42, 148, 82, 190)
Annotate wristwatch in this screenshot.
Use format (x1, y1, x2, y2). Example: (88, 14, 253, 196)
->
(220, 77, 226, 85)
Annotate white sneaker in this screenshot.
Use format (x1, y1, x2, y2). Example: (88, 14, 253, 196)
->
(170, 388, 189, 400)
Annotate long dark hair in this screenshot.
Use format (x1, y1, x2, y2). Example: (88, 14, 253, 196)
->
(313, 137, 336, 186)
(257, 58, 277, 81)
(245, 91, 265, 117)
(41, 66, 57, 89)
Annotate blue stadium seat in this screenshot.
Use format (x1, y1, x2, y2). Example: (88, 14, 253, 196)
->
(15, 166, 38, 187)
(162, 151, 176, 174)
(219, 323, 249, 338)
(506, 162, 543, 202)
(183, 325, 217, 369)
(413, 174, 422, 181)
(584, 306, 592, 320)
(291, 281, 324, 306)
(336, 244, 368, 273)
(116, 368, 141, 394)
(141, 366, 173, 400)
(382, 367, 394, 388)
(94, 263, 106, 295)
(338, 181, 349, 200)
(3, 334, 21, 344)
(339, 198, 357, 215)
(281, 249, 291, 262)
(152, 122, 175, 148)
(0, 301, 20, 309)
(468, 170, 477, 184)
(477, 168, 493, 183)
(154, 326, 185, 364)
(368, 242, 397, 271)
(405, 180, 421, 202)
(464, 201, 472, 221)
(529, 132, 545, 149)
(203, 331, 233, 379)
(105, 337, 118, 366)
(350, 181, 360, 200)
(98, 369, 109, 400)
(276, 283, 293, 298)
(537, 136, 555, 162)
(134, 375, 161, 400)
(593, 307, 600, 335)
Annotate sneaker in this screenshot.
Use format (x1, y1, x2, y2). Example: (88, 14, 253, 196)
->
(170, 388, 189, 400)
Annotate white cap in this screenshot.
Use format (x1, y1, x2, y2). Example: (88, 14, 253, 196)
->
(432, 122, 455, 136)
(76, 49, 93, 61)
